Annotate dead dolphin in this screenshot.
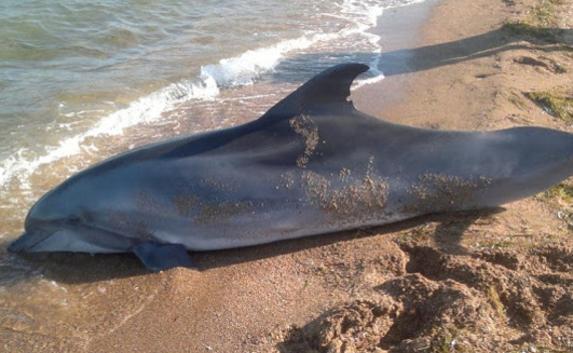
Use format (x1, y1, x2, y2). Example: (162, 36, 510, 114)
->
(8, 63, 573, 271)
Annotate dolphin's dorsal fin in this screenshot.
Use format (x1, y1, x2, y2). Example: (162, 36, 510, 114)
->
(260, 63, 369, 121)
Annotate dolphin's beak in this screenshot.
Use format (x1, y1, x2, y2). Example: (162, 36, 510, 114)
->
(9, 224, 136, 254)
(7, 237, 24, 252)
(7, 229, 53, 253)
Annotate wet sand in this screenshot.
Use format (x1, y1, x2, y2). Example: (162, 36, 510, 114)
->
(3, 0, 573, 352)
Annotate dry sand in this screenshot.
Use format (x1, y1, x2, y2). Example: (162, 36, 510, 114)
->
(3, 0, 573, 352)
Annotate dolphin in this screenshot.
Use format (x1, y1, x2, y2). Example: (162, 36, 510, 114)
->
(8, 63, 573, 271)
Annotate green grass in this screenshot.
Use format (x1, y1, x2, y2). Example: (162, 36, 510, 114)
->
(429, 327, 466, 353)
(544, 181, 573, 230)
(476, 240, 514, 250)
(487, 286, 506, 319)
(546, 183, 573, 204)
(530, 0, 563, 26)
(502, 0, 567, 43)
(525, 91, 573, 123)
(502, 22, 561, 42)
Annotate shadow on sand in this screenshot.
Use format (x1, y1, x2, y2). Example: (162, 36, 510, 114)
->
(2, 208, 503, 285)
(268, 25, 572, 84)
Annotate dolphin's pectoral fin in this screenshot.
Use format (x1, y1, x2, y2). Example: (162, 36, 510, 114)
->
(260, 63, 370, 120)
(132, 242, 195, 272)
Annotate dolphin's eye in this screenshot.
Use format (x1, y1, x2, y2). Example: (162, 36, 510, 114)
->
(68, 210, 91, 225)
(68, 216, 82, 225)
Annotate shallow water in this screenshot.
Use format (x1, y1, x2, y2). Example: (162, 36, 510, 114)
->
(0, 0, 425, 349)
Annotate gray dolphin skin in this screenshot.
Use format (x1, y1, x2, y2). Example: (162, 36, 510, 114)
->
(8, 63, 573, 271)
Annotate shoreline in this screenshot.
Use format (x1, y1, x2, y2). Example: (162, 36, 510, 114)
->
(354, 0, 439, 117)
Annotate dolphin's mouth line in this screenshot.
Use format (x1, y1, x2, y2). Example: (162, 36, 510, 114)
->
(72, 222, 139, 250)
(8, 220, 62, 252)
(9, 220, 137, 253)
(8, 232, 49, 252)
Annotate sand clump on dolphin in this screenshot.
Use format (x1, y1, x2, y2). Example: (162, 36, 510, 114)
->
(8, 63, 573, 271)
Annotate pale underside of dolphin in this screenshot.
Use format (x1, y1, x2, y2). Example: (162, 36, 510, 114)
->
(9, 63, 573, 271)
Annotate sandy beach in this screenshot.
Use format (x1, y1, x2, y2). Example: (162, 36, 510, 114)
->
(2, 0, 573, 352)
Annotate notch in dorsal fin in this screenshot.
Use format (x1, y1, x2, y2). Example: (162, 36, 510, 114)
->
(260, 63, 370, 121)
